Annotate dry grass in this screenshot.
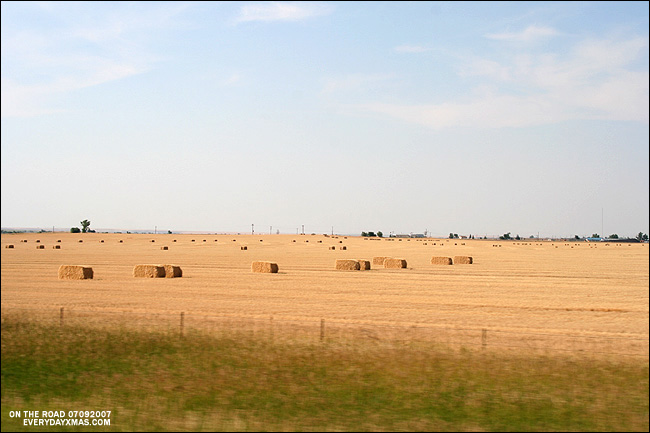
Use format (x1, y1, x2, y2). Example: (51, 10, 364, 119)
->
(1, 233, 648, 356)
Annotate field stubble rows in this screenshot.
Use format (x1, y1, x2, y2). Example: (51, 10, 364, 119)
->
(2, 233, 648, 356)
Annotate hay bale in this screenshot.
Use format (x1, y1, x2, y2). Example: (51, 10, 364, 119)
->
(57, 240, 61, 243)
(358, 260, 371, 270)
(384, 258, 407, 269)
(119, 240, 123, 243)
(100, 240, 104, 243)
(252, 261, 279, 273)
(372, 257, 390, 266)
(36, 240, 40, 243)
(58, 265, 93, 280)
(53, 245, 61, 249)
(336, 259, 360, 270)
(163, 264, 182, 278)
(78, 240, 83, 243)
(133, 264, 165, 278)
(151, 240, 155, 242)
(6, 245, 14, 248)
(161, 246, 168, 250)
(36, 245, 45, 249)
(454, 256, 473, 264)
(340, 246, 347, 250)
(329, 246, 336, 250)
(241, 246, 248, 250)
(431, 256, 453, 265)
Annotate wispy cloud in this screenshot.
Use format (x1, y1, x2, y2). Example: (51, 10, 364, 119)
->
(394, 45, 430, 53)
(1, 3, 187, 118)
(485, 25, 560, 42)
(358, 35, 649, 129)
(234, 2, 332, 24)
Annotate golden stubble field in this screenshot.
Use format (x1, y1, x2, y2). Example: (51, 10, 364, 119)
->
(1, 232, 648, 356)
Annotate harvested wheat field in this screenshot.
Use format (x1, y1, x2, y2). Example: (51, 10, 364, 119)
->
(1, 233, 648, 357)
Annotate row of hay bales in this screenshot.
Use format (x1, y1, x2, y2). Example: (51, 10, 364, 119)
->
(133, 264, 183, 278)
(335, 257, 409, 270)
(335, 259, 371, 270)
(431, 256, 474, 265)
(6, 244, 63, 249)
(57, 264, 183, 280)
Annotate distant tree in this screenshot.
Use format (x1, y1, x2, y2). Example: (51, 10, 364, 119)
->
(592, 233, 600, 238)
(530, 235, 535, 239)
(454, 233, 459, 239)
(449, 233, 454, 239)
(70, 227, 81, 233)
(515, 234, 521, 240)
(637, 232, 648, 242)
(609, 234, 619, 239)
(377, 231, 383, 238)
(361, 232, 368, 237)
(80, 220, 91, 233)
(575, 235, 580, 240)
(499, 232, 512, 240)
(168, 230, 172, 234)
(367, 231, 376, 237)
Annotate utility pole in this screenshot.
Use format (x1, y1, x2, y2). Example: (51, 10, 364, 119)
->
(270, 226, 272, 235)
(302, 225, 305, 235)
(252, 224, 254, 235)
(331, 226, 334, 236)
(155, 226, 157, 234)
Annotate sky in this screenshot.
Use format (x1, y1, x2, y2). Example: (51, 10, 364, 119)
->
(1, 1, 648, 238)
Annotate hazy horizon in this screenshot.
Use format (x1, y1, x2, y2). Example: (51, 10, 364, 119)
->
(2, 2, 648, 238)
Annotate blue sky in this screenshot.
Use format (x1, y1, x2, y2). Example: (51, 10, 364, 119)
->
(1, 1, 648, 237)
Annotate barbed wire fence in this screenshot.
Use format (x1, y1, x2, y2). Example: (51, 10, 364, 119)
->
(2, 306, 648, 359)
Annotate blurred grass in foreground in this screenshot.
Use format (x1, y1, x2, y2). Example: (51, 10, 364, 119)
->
(1, 315, 648, 432)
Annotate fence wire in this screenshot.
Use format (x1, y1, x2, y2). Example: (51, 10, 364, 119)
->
(2, 306, 648, 358)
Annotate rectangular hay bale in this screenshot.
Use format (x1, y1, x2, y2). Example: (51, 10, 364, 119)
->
(163, 264, 183, 278)
(357, 260, 371, 270)
(384, 258, 407, 269)
(252, 261, 279, 273)
(454, 256, 473, 264)
(431, 256, 453, 265)
(372, 256, 390, 266)
(133, 264, 165, 278)
(335, 259, 360, 270)
(58, 265, 93, 280)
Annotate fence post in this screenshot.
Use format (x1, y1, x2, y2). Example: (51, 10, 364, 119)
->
(482, 329, 487, 349)
(180, 312, 185, 338)
(60, 307, 64, 327)
(320, 319, 325, 342)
